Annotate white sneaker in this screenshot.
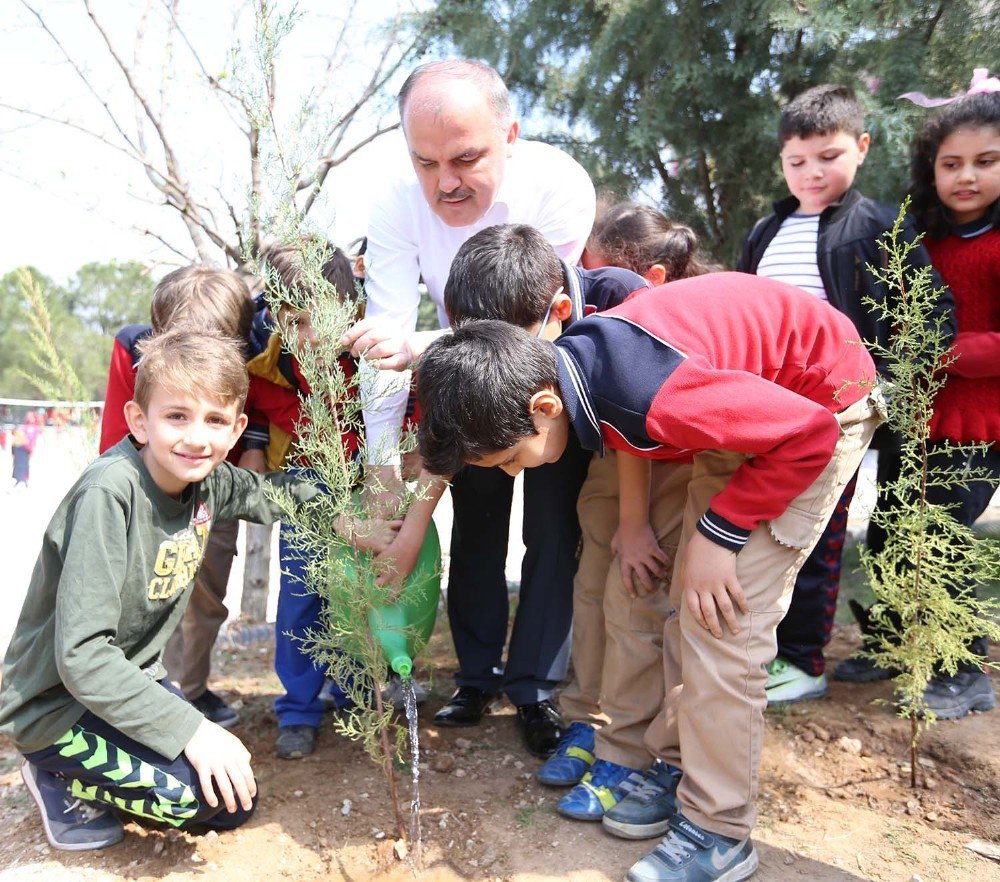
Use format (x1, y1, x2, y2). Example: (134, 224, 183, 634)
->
(766, 657, 828, 705)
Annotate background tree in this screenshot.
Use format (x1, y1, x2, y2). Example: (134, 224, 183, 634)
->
(418, 0, 998, 264)
(3, 0, 428, 271)
(0, 262, 152, 399)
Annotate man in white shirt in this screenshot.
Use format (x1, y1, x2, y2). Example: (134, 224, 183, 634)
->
(350, 59, 596, 757)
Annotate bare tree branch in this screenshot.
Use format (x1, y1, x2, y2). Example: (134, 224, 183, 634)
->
(135, 226, 191, 261)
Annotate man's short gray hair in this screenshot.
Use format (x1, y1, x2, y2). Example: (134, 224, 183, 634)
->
(398, 59, 513, 130)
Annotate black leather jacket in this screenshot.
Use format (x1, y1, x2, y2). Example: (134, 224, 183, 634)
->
(738, 189, 956, 372)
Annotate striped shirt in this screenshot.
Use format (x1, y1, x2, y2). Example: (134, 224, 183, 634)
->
(755, 213, 827, 300)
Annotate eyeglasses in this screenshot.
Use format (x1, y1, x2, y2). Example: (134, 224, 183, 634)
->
(535, 286, 564, 338)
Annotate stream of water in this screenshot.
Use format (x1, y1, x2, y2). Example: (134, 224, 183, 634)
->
(402, 677, 423, 868)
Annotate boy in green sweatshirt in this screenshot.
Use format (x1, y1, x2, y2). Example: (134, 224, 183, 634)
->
(0, 327, 396, 851)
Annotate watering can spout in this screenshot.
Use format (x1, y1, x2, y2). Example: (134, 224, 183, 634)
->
(390, 654, 413, 678)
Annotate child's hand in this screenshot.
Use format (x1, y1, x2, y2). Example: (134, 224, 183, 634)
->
(373, 528, 424, 596)
(238, 448, 267, 474)
(335, 513, 404, 555)
(612, 521, 669, 598)
(183, 718, 256, 814)
(679, 532, 748, 638)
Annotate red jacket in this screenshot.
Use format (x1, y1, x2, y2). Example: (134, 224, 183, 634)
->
(555, 272, 877, 550)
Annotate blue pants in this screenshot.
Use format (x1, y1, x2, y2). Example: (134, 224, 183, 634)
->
(274, 473, 349, 728)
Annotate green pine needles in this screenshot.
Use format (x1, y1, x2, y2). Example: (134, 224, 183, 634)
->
(258, 238, 428, 839)
(857, 203, 999, 784)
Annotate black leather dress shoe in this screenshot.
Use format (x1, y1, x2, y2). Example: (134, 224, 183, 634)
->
(516, 699, 565, 758)
(433, 686, 498, 727)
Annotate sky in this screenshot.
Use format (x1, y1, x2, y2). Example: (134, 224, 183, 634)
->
(0, 0, 425, 282)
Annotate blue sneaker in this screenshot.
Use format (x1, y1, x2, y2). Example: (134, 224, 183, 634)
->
(603, 760, 682, 839)
(555, 758, 641, 821)
(627, 813, 758, 882)
(537, 722, 596, 786)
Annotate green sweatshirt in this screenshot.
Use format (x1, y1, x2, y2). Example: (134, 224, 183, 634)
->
(0, 438, 318, 760)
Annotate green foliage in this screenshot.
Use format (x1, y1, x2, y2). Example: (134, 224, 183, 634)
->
(241, 7, 430, 839)
(11, 269, 100, 454)
(859, 205, 1000, 756)
(418, 0, 998, 264)
(0, 261, 152, 400)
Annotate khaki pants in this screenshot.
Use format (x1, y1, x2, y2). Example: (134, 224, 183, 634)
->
(162, 517, 239, 700)
(643, 392, 883, 839)
(560, 452, 694, 770)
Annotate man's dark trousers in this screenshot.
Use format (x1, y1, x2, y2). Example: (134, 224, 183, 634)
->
(448, 434, 592, 706)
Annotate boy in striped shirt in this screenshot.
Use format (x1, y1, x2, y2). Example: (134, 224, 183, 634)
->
(738, 84, 953, 704)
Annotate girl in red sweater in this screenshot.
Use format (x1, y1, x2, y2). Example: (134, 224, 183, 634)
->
(904, 87, 1000, 718)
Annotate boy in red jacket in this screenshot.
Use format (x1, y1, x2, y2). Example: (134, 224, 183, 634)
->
(415, 273, 884, 882)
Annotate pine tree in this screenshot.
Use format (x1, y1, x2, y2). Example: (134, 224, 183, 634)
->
(858, 205, 1000, 786)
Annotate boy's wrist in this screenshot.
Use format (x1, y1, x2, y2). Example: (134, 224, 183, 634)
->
(696, 508, 751, 553)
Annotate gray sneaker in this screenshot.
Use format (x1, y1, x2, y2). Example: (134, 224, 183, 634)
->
(275, 725, 317, 759)
(627, 814, 758, 882)
(21, 762, 124, 851)
(603, 761, 682, 840)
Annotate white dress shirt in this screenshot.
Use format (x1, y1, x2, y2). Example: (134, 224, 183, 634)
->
(362, 139, 596, 463)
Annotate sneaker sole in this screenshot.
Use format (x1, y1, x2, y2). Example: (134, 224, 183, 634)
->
(555, 806, 606, 822)
(21, 765, 124, 852)
(924, 693, 997, 721)
(766, 684, 829, 706)
(538, 772, 587, 787)
(603, 814, 672, 840)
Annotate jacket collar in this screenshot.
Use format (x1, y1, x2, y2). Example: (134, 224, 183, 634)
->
(772, 187, 863, 224)
(554, 344, 604, 455)
(560, 259, 586, 328)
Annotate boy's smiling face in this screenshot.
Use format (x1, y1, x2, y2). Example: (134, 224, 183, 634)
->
(780, 130, 870, 214)
(125, 385, 247, 497)
(470, 389, 569, 476)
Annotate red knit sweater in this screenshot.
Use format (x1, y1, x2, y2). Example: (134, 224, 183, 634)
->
(926, 228, 1000, 444)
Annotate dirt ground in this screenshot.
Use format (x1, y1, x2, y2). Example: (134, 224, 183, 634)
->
(0, 615, 997, 882)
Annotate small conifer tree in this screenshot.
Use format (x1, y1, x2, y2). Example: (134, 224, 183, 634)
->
(857, 204, 1000, 786)
(15, 268, 100, 461)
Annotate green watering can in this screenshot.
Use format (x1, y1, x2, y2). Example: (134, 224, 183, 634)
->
(328, 520, 442, 678)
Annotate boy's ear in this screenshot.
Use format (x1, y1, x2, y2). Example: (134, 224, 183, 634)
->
(230, 413, 249, 448)
(551, 291, 573, 323)
(528, 388, 563, 418)
(123, 400, 148, 444)
(643, 264, 668, 287)
(856, 132, 871, 165)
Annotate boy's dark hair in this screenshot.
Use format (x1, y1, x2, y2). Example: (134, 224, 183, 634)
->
(417, 320, 558, 475)
(444, 224, 564, 326)
(587, 202, 720, 280)
(779, 84, 865, 147)
(151, 266, 254, 341)
(910, 91, 1000, 238)
(264, 238, 356, 307)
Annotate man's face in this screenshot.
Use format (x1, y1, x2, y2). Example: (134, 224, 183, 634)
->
(780, 131, 870, 214)
(125, 386, 246, 498)
(403, 86, 518, 228)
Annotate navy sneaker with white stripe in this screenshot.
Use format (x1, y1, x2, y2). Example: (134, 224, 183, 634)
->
(626, 813, 758, 882)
